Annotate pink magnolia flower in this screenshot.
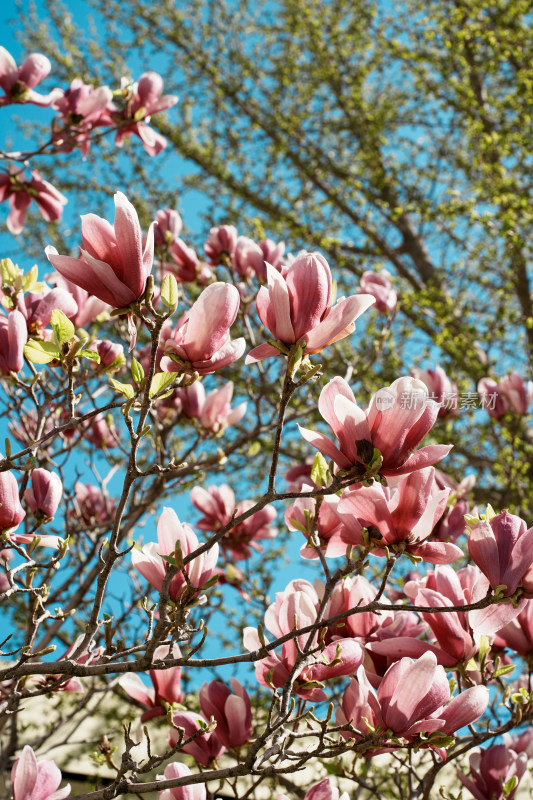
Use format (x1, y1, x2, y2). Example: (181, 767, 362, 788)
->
(231, 236, 265, 279)
(258, 238, 285, 274)
(131, 507, 219, 603)
(468, 510, 533, 596)
(0, 309, 27, 373)
(177, 381, 246, 433)
(337, 576, 386, 640)
(299, 376, 452, 480)
(0, 47, 60, 106)
(25, 469, 62, 519)
(431, 471, 475, 543)
(284, 460, 315, 491)
(85, 413, 120, 449)
(158, 762, 206, 800)
(359, 269, 397, 313)
(114, 72, 178, 156)
(46, 191, 154, 308)
(499, 372, 533, 415)
(31, 635, 103, 694)
(50, 274, 109, 328)
(477, 377, 509, 419)
(196, 382, 246, 432)
(457, 745, 528, 800)
(493, 600, 533, 656)
(243, 579, 364, 700)
(362, 611, 428, 688)
(51, 78, 114, 157)
(279, 778, 349, 800)
(190, 483, 276, 561)
(92, 339, 124, 369)
(0, 548, 11, 593)
(285, 488, 357, 560)
(71, 482, 116, 526)
(204, 225, 238, 264)
(160, 283, 245, 376)
(167, 238, 203, 283)
(153, 208, 183, 248)
(337, 468, 461, 564)
(411, 364, 458, 418)
(0, 470, 25, 532)
(11, 745, 70, 800)
(337, 653, 488, 745)
(0, 170, 67, 235)
(370, 565, 524, 667)
(246, 253, 375, 362)
(199, 678, 252, 748)
(503, 730, 533, 758)
(169, 709, 226, 766)
(309, 575, 389, 645)
(16, 285, 78, 335)
(432, 498, 469, 543)
(119, 644, 182, 722)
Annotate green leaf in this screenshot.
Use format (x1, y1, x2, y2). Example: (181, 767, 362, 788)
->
(310, 451, 330, 487)
(149, 371, 176, 397)
(78, 349, 100, 363)
(161, 273, 178, 309)
(50, 309, 75, 343)
(0, 258, 20, 284)
(247, 440, 261, 457)
(22, 265, 39, 291)
(24, 340, 61, 364)
(131, 357, 145, 385)
(502, 776, 518, 797)
(287, 516, 308, 535)
(109, 378, 135, 399)
(493, 663, 515, 678)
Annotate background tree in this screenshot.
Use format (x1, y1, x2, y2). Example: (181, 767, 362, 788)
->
(16, 0, 533, 515)
(2, 2, 533, 798)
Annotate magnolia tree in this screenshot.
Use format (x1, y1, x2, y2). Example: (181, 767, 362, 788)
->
(1, 42, 533, 800)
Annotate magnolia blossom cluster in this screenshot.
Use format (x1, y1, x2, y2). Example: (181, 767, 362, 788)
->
(359, 269, 397, 313)
(190, 483, 277, 560)
(457, 741, 531, 800)
(3, 184, 533, 800)
(157, 380, 246, 433)
(0, 46, 177, 234)
(478, 372, 533, 419)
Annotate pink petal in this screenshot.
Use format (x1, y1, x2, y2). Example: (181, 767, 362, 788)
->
(367, 637, 457, 667)
(260, 263, 295, 343)
(45, 247, 130, 308)
(410, 541, 463, 564)
(0, 46, 17, 92)
(285, 253, 331, 340)
(469, 597, 527, 635)
(12, 746, 37, 799)
(192, 337, 246, 375)
(298, 425, 352, 469)
(184, 282, 240, 361)
(113, 191, 145, 295)
(245, 342, 280, 363)
(118, 673, 155, 707)
(80, 213, 118, 266)
(439, 686, 489, 734)
(339, 484, 396, 541)
(382, 445, 453, 476)
(305, 294, 375, 352)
